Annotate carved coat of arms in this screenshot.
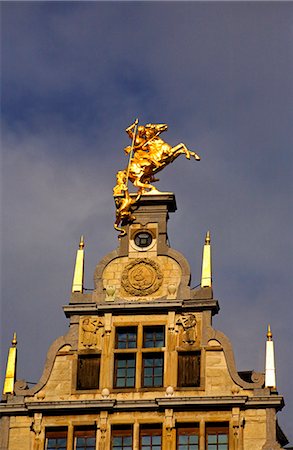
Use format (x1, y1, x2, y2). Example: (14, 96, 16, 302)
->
(121, 258, 163, 296)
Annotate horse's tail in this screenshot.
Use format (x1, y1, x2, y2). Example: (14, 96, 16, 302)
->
(114, 222, 126, 238)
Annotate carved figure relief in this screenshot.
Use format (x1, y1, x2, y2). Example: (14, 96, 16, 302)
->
(177, 313, 197, 344)
(80, 317, 103, 348)
(121, 258, 163, 296)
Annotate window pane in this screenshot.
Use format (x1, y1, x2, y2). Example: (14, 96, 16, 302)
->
(206, 424, 228, 450)
(116, 327, 137, 349)
(143, 327, 165, 348)
(75, 427, 96, 450)
(142, 354, 163, 387)
(140, 428, 162, 450)
(115, 354, 136, 388)
(112, 427, 133, 450)
(46, 429, 67, 450)
(177, 425, 199, 450)
(218, 435, 228, 444)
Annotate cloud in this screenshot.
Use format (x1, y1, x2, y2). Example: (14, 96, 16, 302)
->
(1, 1, 292, 441)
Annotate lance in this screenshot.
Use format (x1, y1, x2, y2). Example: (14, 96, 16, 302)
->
(125, 118, 139, 188)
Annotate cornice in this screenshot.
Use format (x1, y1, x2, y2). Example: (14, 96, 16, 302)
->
(63, 298, 219, 317)
(0, 395, 284, 416)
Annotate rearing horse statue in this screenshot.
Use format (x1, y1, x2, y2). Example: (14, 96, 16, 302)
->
(113, 121, 200, 236)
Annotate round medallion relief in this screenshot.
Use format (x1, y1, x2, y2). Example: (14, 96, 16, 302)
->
(121, 258, 163, 296)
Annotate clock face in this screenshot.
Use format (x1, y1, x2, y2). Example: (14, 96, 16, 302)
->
(134, 231, 153, 248)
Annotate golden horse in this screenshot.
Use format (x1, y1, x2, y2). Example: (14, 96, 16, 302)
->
(113, 122, 200, 236)
(114, 122, 200, 195)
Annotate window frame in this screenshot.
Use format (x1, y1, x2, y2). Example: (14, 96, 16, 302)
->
(113, 323, 165, 390)
(141, 352, 164, 388)
(74, 426, 96, 450)
(45, 428, 68, 450)
(205, 423, 229, 450)
(176, 424, 200, 450)
(140, 425, 162, 450)
(114, 353, 136, 388)
(111, 425, 133, 450)
(115, 327, 138, 349)
(143, 326, 165, 348)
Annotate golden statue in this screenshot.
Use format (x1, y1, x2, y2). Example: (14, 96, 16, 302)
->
(113, 119, 200, 236)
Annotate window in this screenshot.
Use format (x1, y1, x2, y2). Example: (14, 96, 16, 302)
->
(206, 424, 229, 450)
(140, 426, 162, 450)
(116, 327, 137, 349)
(114, 327, 137, 389)
(177, 425, 199, 450)
(74, 427, 96, 450)
(143, 326, 165, 348)
(142, 326, 164, 388)
(114, 354, 136, 388)
(178, 352, 200, 387)
(134, 232, 153, 248)
(114, 325, 165, 389)
(142, 353, 163, 387)
(76, 354, 100, 390)
(112, 426, 133, 450)
(45, 428, 67, 450)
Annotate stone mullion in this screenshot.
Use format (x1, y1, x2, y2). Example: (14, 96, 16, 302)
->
(199, 419, 205, 450)
(31, 413, 43, 450)
(95, 420, 99, 450)
(239, 415, 244, 450)
(229, 420, 234, 450)
(98, 411, 108, 450)
(100, 313, 113, 390)
(66, 423, 73, 450)
(133, 422, 139, 450)
(166, 312, 177, 388)
(164, 409, 175, 450)
(232, 407, 240, 450)
(136, 323, 143, 389)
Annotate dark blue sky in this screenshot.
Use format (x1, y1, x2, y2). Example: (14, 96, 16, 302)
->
(1, 1, 292, 442)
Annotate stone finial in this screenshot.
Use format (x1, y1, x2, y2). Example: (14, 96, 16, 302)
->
(265, 324, 276, 389)
(267, 324, 273, 340)
(72, 235, 85, 293)
(201, 231, 212, 288)
(3, 332, 17, 395)
(12, 332, 17, 346)
(79, 235, 85, 249)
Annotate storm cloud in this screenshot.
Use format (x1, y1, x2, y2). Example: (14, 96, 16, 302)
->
(1, 1, 292, 441)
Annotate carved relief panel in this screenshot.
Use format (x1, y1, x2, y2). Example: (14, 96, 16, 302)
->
(101, 254, 181, 301)
(176, 313, 201, 348)
(78, 316, 104, 350)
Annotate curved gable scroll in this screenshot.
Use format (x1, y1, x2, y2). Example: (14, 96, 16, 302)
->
(207, 328, 265, 390)
(14, 327, 76, 396)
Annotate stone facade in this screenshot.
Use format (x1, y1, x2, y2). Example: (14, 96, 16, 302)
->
(0, 193, 287, 450)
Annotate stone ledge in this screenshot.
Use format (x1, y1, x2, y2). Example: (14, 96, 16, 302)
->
(0, 395, 284, 416)
(63, 299, 219, 317)
(0, 404, 27, 415)
(156, 396, 247, 408)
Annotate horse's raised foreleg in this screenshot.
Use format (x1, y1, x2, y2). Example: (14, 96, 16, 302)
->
(172, 143, 201, 161)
